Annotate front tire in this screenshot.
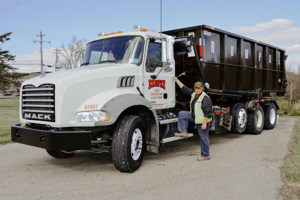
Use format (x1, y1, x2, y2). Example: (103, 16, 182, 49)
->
(111, 115, 145, 173)
(264, 103, 277, 130)
(247, 105, 264, 135)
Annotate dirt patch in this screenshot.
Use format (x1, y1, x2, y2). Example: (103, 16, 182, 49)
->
(280, 180, 300, 200)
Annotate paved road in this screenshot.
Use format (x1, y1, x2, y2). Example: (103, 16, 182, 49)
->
(0, 117, 297, 200)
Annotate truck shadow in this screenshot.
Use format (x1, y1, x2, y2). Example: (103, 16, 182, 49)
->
(45, 151, 116, 172)
(145, 131, 245, 159)
(44, 132, 248, 171)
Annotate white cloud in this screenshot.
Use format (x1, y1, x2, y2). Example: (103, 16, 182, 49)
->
(233, 19, 292, 34)
(253, 27, 300, 45)
(285, 44, 300, 55)
(9, 48, 57, 73)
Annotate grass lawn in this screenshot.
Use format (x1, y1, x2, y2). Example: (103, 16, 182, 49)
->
(0, 97, 20, 144)
(283, 119, 300, 182)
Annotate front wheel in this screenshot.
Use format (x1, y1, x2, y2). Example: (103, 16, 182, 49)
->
(111, 115, 145, 173)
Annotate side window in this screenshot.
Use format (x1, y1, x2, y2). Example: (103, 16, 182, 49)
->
(146, 41, 162, 72)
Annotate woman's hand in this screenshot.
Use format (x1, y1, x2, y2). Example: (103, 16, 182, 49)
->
(173, 76, 184, 88)
(201, 123, 207, 130)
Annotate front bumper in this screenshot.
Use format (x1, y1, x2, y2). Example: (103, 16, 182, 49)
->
(11, 124, 92, 151)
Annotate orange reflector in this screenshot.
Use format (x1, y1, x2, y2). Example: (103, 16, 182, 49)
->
(140, 29, 147, 32)
(257, 103, 259, 108)
(205, 25, 211, 29)
(117, 31, 123, 34)
(199, 45, 202, 57)
(224, 110, 229, 113)
(110, 32, 116, 35)
(104, 34, 109, 36)
(104, 114, 110, 121)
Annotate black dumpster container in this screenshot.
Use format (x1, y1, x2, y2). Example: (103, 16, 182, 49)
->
(164, 25, 287, 99)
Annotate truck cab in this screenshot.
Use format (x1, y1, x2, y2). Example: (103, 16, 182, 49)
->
(12, 28, 177, 172)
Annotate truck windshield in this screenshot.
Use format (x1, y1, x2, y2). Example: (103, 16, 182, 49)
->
(82, 36, 144, 66)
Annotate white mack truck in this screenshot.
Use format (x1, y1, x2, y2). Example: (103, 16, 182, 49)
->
(11, 25, 286, 172)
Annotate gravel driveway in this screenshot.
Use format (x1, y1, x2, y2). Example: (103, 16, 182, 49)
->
(0, 117, 297, 200)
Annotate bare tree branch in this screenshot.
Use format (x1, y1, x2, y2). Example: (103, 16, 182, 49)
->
(58, 36, 86, 69)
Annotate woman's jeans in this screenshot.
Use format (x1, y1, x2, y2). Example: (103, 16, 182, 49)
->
(178, 111, 210, 157)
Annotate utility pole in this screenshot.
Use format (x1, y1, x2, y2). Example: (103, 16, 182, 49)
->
(33, 31, 51, 74)
(53, 48, 60, 72)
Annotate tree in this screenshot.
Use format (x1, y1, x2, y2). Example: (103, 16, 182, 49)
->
(286, 60, 300, 103)
(0, 32, 26, 93)
(58, 36, 86, 69)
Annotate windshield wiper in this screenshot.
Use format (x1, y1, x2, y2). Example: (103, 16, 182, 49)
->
(80, 62, 90, 66)
(99, 60, 120, 64)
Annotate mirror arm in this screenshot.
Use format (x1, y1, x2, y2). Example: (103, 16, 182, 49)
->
(151, 62, 171, 79)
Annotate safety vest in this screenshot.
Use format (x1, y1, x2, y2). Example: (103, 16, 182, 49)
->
(190, 92, 212, 124)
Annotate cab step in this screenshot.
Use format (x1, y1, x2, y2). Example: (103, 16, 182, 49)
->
(162, 133, 194, 144)
(159, 118, 178, 125)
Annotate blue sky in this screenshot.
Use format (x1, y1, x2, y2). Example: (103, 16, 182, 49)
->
(1, 0, 300, 72)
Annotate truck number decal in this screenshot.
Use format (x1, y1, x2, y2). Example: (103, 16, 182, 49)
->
(84, 104, 98, 110)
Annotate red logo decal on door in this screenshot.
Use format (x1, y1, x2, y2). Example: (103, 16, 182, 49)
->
(148, 80, 166, 89)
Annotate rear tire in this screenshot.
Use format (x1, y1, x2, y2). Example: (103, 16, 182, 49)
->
(264, 103, 277, 130)
(247, 105, 264, 135)
(231, 103, 247, 133)
(46, 150, 75, 158)
(111, 115, 145, 173)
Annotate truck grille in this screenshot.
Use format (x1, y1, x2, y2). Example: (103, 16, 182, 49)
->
(22, 84, 55, 122)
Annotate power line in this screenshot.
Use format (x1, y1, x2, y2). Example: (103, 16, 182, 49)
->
(9, 64, 43, 65)
(33, 31, 51, 72)
(53, 48, 60, 72)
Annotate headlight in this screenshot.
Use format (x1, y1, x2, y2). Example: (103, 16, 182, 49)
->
(75, 111, 110, 122)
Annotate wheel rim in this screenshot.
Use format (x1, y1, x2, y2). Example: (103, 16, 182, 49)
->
(270, 108, 276, 125)
(256, 109, 263, 128)
(238, 108, 247, 129)
(131, 128, 143, 161)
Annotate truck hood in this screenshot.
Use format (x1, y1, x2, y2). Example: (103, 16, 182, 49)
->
(20, 64, 140, 127)
(23, 64, 132, 87)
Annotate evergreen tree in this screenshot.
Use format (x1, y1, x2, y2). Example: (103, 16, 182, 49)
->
(0, 32, 26, 93)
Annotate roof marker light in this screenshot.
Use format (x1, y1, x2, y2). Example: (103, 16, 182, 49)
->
(98, 32, 105, 37)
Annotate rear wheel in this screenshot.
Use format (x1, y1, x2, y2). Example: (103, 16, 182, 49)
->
(111, 115, 145, 173)
(46, 150, 75, 158)
(264, 103, 277, 130)
(231, 103, 248, 133)
(247, 105, 264, 135)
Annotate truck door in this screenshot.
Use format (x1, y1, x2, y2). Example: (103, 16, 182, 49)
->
(143, 38, 175, 109)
